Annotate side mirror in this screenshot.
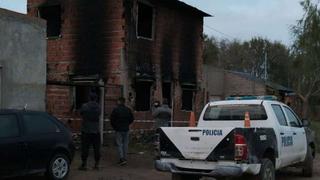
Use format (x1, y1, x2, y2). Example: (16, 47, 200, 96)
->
(302, 119, 310, 127)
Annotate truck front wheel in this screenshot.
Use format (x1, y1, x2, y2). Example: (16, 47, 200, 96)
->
(252, 158, 275, 180)
(171, 173, 200, 180)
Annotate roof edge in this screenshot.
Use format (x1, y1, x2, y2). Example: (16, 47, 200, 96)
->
(0, 8, 46, 27)
(169, 0, 212, 17)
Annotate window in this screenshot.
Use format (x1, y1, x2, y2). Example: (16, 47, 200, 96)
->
(162, 83, 171, 107)
(271, 104, 288, 126)
(283, 107, 301, 127)
(137, 2, 154, 39)
(203, 104, 268, 121)
(23, 114, 58, 134)
(39, 5, 61, 37)
(181, 90, 194, 111)
(0, 115, 19, 138)
(135, 81, 152, 111)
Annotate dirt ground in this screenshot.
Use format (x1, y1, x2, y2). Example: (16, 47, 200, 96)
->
(9, 147, 320, 180)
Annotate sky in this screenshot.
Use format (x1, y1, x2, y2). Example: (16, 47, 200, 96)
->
(182, 0, 304, 45)
(0, 0, 26, 14)
(0, 0, 305, 45)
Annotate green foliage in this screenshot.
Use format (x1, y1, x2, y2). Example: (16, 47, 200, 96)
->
(203, 35, 292, 86)
(290, 0, 320, 117)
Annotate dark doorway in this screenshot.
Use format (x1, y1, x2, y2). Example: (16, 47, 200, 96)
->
(162, 83, 172, 107)
(135, 81, 152, 111)
(181, 90, 194, 111)
(75, 86, 100, 110)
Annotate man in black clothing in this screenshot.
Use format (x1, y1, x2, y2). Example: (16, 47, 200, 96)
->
(110, 97, 134, 166)
(79, 93, 101, 170)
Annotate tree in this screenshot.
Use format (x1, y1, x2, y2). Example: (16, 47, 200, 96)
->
(291, 0, 320, 118)
(203, 35, 220, 66)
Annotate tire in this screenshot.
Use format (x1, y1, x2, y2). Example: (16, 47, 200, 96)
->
(251, 158, 275, 180)
(171, 173, 200, 180)
(46, 153, 70, 180)
(302, 146, 313, 177)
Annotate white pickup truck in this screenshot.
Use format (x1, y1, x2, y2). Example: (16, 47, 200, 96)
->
(155, 96, 315, 180)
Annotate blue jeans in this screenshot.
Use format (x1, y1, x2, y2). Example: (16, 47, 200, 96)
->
(115, 131, 129, 160)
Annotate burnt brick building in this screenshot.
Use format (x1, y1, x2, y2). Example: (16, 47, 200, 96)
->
(27, 0, 210, 131)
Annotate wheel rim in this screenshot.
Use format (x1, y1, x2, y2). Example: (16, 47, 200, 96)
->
(263, 167, 274, 180)
(52, 157, 68, 179)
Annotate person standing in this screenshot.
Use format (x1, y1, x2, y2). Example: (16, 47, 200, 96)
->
(110, 97, 134, 166)
(78, 93, 101, 170)
(152, 98, 172, 129)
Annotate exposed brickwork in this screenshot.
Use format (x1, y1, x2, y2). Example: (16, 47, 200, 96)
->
(224, 72, 266, 97)
(28, 0, 207, 131)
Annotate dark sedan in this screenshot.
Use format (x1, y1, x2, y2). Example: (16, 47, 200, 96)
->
(0, 110, 75, 180)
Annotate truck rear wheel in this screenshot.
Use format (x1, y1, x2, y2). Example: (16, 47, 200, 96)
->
(302, 146, 313, 177)
(171, 173, 200, 180)
(252, 158, 275, 180)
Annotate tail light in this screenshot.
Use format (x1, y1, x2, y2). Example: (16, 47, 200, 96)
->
(234, 133, 248, 161)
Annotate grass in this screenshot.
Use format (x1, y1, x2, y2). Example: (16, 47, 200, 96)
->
(310, 120, 320, 153)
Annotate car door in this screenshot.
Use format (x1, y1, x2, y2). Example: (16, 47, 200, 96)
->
(21, 112, 61, 171)
(271, 104, 295, 168)
(0, 113, 26, 177)
(283, 106, 307, 163)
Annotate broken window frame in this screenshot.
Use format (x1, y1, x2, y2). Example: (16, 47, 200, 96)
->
(136, 1, 155, 40)
(38, 4, 62, 39)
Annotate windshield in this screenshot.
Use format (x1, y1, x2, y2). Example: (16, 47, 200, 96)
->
(203, 104, 268, 121)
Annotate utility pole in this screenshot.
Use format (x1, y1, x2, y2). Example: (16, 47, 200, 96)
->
(264, 50, 268, 81)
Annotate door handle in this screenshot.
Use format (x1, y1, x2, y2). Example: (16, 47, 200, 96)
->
(280, 132, 284, 135)
(19, 142, 28, 149)
(190, 137, 200, 141)
(293, 132, 297, 135)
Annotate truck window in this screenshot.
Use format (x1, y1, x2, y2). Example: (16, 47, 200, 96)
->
(203, 104, 267, 121)
(271, 104, 288, 126)
(283, 107, 302, 127)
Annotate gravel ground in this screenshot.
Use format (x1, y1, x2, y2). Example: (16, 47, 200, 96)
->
(8, 147, 320, 180)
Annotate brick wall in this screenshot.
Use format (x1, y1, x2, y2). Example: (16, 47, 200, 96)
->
(28, 0, 125, 122)
(224, 72, 266, 97)
(124, 0, 205, 127)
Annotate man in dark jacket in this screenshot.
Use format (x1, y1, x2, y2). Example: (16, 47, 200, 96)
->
(110, 97, 134, 166)
(79, 93, 101, 170)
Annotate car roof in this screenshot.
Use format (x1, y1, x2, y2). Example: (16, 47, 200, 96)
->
(208, 99, 283, 106)
(0, 109, 47, 114)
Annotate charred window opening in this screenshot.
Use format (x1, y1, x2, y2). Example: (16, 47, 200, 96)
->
(74, 86, 100, 110)
(162, 83, 172, 107)
(181, 90, 194, 111)
(39, 5, 61, 37)
(181, 85, 196, 111)
(135, 81, 152, 111)
(137, 2, 154, 39)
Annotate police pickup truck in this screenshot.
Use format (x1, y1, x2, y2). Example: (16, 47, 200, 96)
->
(155, 96, 315, 180)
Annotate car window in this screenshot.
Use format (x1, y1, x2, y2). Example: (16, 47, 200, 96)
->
(0, 114, 19, 138)
(271, 104, 288, 126)
(23, 114, 58, 134)
(203, 104, 268, 121)
(283, 107, 301, 128)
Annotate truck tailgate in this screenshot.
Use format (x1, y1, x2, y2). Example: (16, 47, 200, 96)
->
(159, 127, 235, 160)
